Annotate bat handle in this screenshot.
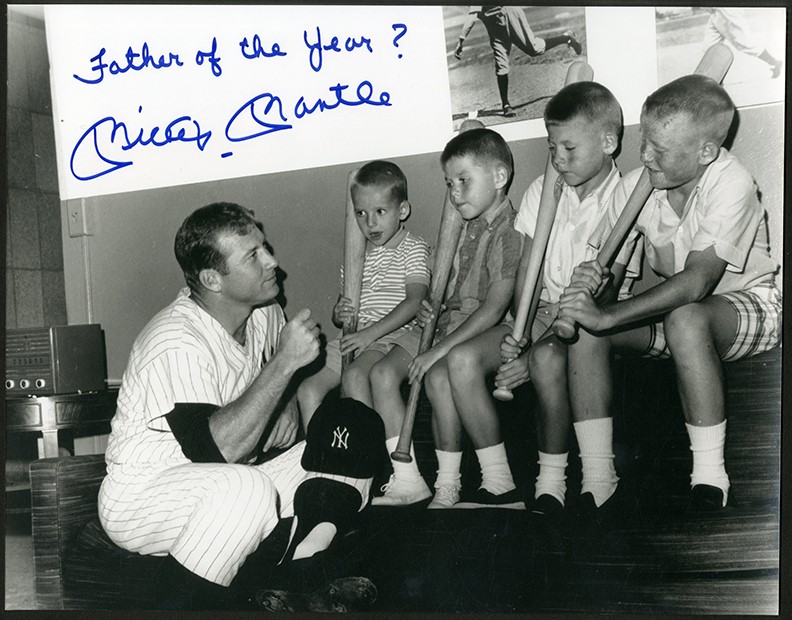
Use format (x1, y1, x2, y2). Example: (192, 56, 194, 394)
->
(492, 386, 514, 402)
(552, 316, 577, 340)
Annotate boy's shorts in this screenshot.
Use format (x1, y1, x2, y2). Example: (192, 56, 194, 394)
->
(644, 282, 781, 362)
(501, 301, 560, 343)
(325, 329, 405, 376)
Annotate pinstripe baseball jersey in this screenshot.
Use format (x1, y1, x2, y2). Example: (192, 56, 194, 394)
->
(104, 288, 285, 478)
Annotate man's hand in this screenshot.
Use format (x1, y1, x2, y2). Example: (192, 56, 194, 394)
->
(277, 308, 320, 372)
(262, 401, 299, 452)
(568, 260, 609, 297)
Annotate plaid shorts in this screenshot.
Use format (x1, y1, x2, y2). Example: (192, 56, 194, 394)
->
(645, 282, 782, 362)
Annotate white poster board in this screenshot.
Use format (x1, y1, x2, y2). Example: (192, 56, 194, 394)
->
(45, 4, 452, 200)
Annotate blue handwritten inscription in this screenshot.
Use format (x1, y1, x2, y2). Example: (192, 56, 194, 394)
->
(70, 79, 390, 180)
(239, 34, 287, 60)
(73, 43, 184, 84)
(70, 107, 211, 181)
(304, 26, 373, 72)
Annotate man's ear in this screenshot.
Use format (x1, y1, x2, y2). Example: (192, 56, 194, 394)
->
(494, 164, 510, 190)
(399, 200, 411, 221)
(698, 140, 720, 166)
(198, 269, 222, 293)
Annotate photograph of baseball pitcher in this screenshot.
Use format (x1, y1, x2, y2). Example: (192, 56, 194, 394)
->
(444, 5, 586, 129)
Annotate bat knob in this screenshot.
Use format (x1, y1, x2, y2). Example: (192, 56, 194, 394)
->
(492, 387, 514, 402)
(553, 319, 576, 340)
(390, 450, 413, 463)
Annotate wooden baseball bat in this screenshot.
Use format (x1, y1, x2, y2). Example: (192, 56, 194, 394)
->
(553, 43, 734, 340)
(341, 168, 365, 374)
(492, 60, 594, 401)
(391, 190, 464, 463)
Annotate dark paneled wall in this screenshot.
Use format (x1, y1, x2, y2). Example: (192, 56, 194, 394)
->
(6, 11, 66, 329)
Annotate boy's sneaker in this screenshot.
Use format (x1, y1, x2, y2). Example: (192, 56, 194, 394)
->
(454, 487, 526, 509)
(427, 485, 461, 509)
(370, 474, 431, 506)
(502, 104, 516, 118)
(564, 30, 582, 55)
(574, 484, 637, 532)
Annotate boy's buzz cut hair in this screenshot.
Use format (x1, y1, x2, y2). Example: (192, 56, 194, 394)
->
(643, 74, 735, 146)
(440, 127, 514, 183)
(351, 160, 408, 203)
(544, 81, 623, 138)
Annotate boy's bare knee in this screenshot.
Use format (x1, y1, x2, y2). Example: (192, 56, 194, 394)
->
(424, 363, 450, 396)
(445, 344, 481, 379)
(370, 360, 399, 392)
(528, 339, 565, 377)
(664, 303, 710, 348)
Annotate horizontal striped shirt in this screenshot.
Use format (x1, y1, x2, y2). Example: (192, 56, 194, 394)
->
(341, 227, 430, 333)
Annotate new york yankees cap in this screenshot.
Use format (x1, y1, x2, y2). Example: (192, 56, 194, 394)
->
(301, 392, 388, 479)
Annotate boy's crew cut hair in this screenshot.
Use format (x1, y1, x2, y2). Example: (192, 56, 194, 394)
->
(544, 81, 624, 139)
(352, 160, 409, 203)
(440, 127, 514, 184)
(642, 74, 735, 146)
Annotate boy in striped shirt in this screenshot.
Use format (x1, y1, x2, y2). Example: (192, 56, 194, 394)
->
(297, 161, 430, 427)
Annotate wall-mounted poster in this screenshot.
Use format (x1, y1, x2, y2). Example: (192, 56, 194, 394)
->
(443, 5, 587, 131)
(655, 7, 785, 108)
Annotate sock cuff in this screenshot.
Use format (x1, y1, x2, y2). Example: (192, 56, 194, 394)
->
(537, 451, 568, 468)
(475, 442, 508, 465)
(573, 417, 614, 457)
(685, 420, 727, 450)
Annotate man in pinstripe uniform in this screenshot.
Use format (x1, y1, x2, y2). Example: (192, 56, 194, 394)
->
(98, 202, 382, 610)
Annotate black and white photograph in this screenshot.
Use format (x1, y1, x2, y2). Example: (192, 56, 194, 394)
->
(5, 3, 786, 616)
(444, 5, 587, 129)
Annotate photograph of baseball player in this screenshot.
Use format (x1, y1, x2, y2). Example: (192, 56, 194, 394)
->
(655, 7, 785, 108)
(444, 5, 586, 129)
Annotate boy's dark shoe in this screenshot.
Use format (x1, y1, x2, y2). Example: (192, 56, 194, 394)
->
(531, 494, 564, 518)
(455, 487, 526, 509)
(251, 576, 377, 612)
(564, 30, 582, 55)
(502, 104, 516, 118)
(687, 484, 728, 512)
(573, 484, 638, 533)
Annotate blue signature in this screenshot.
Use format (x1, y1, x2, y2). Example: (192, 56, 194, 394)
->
(70, 107, 211, 181)
(71, 79, 391, 181)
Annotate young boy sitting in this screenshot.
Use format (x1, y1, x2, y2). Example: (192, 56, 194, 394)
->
(557, 74, 781, 518)
(492, 81, 627, 517)
(297, 161, 430, 427)
(369, 128, 523, 506)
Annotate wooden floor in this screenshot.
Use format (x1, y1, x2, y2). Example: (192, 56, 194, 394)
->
(350, 347, 782, 614)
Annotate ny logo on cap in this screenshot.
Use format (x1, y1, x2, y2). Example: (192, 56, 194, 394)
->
(331, 426, 349, 450)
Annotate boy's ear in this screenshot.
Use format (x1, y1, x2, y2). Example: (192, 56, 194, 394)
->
(199, 268, 222, 293)
(399, 200, 411, 221)
(602, 131, 618, 156)
(494, 163, 509, 190)
(698, 140, 720, 166)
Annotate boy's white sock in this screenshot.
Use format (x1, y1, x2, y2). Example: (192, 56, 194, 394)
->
(686, 420, 729, 505)
(574, 417, 618, 507)
(385, 436, 423, 480)
(434, 450, 463, 489)
(476, 443, 516, 495)
(535, 451, 568, 506)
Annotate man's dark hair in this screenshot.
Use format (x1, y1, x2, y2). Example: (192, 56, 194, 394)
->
(174, 202, 261, 293)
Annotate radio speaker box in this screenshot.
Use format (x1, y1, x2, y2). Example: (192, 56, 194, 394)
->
(5, 324, 107, 396)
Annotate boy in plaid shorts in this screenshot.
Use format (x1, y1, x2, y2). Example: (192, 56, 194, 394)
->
(556, 74, 780, 519)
